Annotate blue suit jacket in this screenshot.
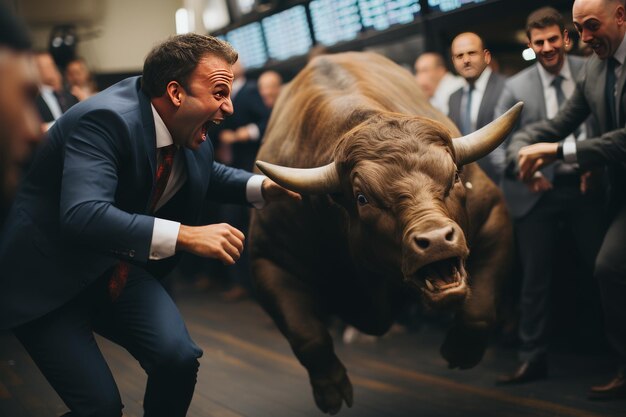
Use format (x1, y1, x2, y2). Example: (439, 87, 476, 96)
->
(0, 77, 252, 329)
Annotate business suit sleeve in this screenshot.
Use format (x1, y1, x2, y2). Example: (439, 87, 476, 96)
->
(575, 124, 626, 168)
(507, 83, 590, 173)
(59, 110, 154, 262)
(207, 161, 253, 204)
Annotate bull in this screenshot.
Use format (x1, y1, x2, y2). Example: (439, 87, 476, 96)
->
(249, 52, 520, 414)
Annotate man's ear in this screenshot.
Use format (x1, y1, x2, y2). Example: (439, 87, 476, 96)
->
(166, 81, 184, 107)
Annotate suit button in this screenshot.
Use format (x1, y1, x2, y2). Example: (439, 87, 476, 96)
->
(129, 250, 135, 258)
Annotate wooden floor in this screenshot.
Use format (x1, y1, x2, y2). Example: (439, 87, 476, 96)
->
(1, 284, 625, 417)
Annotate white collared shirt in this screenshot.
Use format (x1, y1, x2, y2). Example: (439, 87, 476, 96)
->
(536, 58, 586, 171)
(565, 33, 626, 164)
(431, 72, 465, 115)
(39, 85, 63, 122)
(461, 66, 492, 132)
(149, 104, 266, 260)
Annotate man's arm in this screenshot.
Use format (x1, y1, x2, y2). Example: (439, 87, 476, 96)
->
(509, 83, 591, 177)
(59, 110, 155, 262)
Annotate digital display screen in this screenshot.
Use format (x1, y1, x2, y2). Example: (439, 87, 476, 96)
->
(262, 5, 313, 61)
(309, 0, 362, 46)
(225, 23, 268, 69)
(358, 0, 421, 31)
(427, 0, 486, 13)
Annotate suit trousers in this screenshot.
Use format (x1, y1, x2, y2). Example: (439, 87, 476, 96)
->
(13, 266, 203, 417)
(515, 182, 607, 361)
(595, 201, 626, 364)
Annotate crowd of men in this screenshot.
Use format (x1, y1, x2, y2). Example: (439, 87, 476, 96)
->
(0, 0, 625, 415)
(413, 0, 626, 399)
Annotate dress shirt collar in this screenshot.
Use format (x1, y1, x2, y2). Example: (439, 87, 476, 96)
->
(151, 104, 174, 149)
(537, 56, 573, 90)
(612, 33, 626, 66)
(465, 66, 492, 93)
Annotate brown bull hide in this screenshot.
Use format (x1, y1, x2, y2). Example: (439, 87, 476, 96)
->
(249, 52, 515, 415)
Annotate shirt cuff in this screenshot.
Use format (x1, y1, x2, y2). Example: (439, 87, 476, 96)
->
(562, 138, 578, 164)
(246, 123, 260, 141)
(246, 174, 266, 209)
(149, 218, 181, 260)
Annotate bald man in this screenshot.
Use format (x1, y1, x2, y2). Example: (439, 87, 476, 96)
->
(508, 0, 626, 399)
(448, 32, 507, 184)
(414, 52, 464, 115)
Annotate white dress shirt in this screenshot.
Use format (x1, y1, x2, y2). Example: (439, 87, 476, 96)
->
(431, 72, 465, 115)
(39, 85, 63, 130)
(149, 104, 266, 260)
(565, 33, 626, 163)
(536, 58, 585, 173)
(461, 66, 492, 132)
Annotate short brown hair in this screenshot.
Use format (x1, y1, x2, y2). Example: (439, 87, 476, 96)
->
(526, 7, 565, 39)
(142, 33, 238, 97)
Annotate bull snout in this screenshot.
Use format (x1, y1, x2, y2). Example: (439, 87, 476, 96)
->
(409, 224, 466, 260)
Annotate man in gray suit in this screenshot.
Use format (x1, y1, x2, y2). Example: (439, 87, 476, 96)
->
(511, 0, 626, 399)
(448, 32, 507, 184)
(496, 6, 606, 385)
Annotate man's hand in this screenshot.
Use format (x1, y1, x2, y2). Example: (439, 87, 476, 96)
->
(518, 142, 559, 181)
(523, 171, 553, 193)
(176, 223, 245, 265)
(261, 178, 302, 204)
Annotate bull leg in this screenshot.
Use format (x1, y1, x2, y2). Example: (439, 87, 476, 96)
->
(441, 201, 513, 369)
(252, 258, 353, 415)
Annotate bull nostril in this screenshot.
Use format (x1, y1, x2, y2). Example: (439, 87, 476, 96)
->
(415, 237, 430, 249)
(445, 228, 455, 242)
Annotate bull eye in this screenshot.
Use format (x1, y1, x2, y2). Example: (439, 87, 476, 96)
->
(455, 171, 461, 182)
(356, 193, 369, 206)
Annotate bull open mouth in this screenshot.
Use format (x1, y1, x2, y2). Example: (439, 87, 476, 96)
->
(405, 257, 468, 307)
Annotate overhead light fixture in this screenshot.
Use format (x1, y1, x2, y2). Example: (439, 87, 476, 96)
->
(176, 8, 195, 34)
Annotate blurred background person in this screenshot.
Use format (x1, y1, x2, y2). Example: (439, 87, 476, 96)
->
(496, 6, 605, 385)
(414, 51, 464, 115)
(210, 60, 270, 301)
(34, 51, 78, 130)
(448, 32, 507, 184)
(65, 56, 98, 101)
(258, 70, 283, 110)
(0, 4, 43, 225)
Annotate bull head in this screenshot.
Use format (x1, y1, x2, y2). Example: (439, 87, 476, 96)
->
(255, 102, 522, 194)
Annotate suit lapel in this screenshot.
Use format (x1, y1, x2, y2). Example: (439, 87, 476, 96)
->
(591, 58, 610, 133)
(531, 66, 548, 119)
(615, 58, 626, 126)
(477, 73, 498, 128)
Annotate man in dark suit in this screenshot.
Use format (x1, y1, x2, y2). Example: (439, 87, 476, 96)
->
(496, 6, 606, 385)
(511, 0, 626, 400)
(0, 34, 299, 417)
(448, 32, 507, 184)
(34, 51, 78, 129)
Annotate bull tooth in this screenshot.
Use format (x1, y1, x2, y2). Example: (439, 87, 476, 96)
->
(425, 279, 435, 291)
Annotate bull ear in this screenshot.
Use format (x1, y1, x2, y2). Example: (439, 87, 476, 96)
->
(452, 101, 523, 166)
(255, 160, 342, 195)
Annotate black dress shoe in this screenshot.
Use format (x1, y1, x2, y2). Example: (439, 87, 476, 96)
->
(588, 369, 626, 401)
(496, 358, 547, 385)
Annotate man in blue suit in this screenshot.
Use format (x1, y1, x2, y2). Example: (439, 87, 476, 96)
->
(0, 34, 299, 417)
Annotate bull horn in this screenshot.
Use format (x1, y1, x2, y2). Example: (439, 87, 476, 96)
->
(453, 101, 523, 165)
(256, 160, 341, 194)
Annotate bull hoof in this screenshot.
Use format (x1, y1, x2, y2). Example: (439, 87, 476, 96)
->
(310, 363, 353, 414)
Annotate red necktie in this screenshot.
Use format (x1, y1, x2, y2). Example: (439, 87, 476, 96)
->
(108, 145, 177, 300)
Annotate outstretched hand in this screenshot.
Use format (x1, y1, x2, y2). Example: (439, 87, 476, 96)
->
(261, 178, 302, 204)
(517, 142, 559, 181)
